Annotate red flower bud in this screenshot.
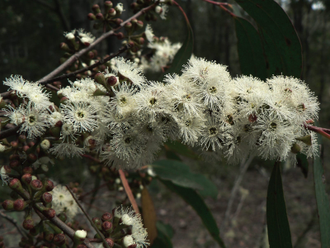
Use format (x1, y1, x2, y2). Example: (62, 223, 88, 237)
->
(22, 167, 33, 174)
(45, 180, 55, 191)
(30, 179, 43, 191)
(23, 218, 34, 230)
(53, 233, 66, 245)
(101, 212, 113, 222)
(21, 174, 32, 185)
(43, 208, 56, 219)
(42, 192, 53, 204)
(107, 76, 117, 86)
(13, 199, 27, 211)
(88, 13, 96, 20)
(2, 200, 14, 210)
(102, 221, 112, 231)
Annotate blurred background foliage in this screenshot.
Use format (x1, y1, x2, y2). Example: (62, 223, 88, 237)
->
(1, 0, 330, 247)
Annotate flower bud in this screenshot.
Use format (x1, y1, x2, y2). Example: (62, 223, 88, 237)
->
(18, 135, 26, 143)
(43, 208, 56, 218)
(53, 233, 66, 245)
(13, 199, 28, 211)
(28, 153, 37, 162)
(296, 135, 312, 146)
(155, 6, 162, 14)
(60, 42, 71, 52)
(40, 139, 51, 150)
(101, 212, 113, 222)
(136, 20, 143, 29)
(22, 167, 33, 174)
(115, 3, 124, 14)
(21, 174, 32, 185)
(74, 230, 87, 240)
(42, 192, 53, 204)
(95, 72, 106, 85)
(92, 4, 101, 14)
(291, 143, 302, 154)
(45, 180, 55, 191)
(44, 232, 54, 242)
(30, 179, 43, 191)
(116, 32, 124, 40)
(107, 76, 118, 86)
(102, 221, 113, 231)
(96, 13, 104, 20)
(9, 159, 19, 169)
(23, 217, 34, 230)
(10, 141, 18, 149)
(105, 238, 115, 247)
(9, 178, 23, 191)
(2, 199, 14, 210)
(88, 13, 96, 20)
(105, 1, 113, 10)
(125, 22, 132, 30)
(108, 8, 116, 17)
(123, 235, 136, 248)
(138, 37, 145, 45)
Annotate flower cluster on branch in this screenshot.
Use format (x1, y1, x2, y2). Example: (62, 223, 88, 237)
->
(1, 56, 319, 170)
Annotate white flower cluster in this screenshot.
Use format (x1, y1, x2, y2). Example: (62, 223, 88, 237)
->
(2, 56, 319, 168)
(140, 25, 181, 73)
(114, 206, 149, 248)
(51, 184, 80, 219)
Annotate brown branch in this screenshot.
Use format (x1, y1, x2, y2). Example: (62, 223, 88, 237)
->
(119, 169, 140, 214)
(39, 46, 128, 85)
(305, 124, 330, 140)
(0, 210, 27, 238)
(201, 0, 235, 16)
(38, 2, 158, 85)
(66, 185, 110, 248)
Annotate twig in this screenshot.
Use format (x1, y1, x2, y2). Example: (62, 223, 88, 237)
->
(201, 0, 235, 16)
(305, 124, 330, 140)
(39, 46, 128, 85)
(220, 154, 255, 233)
(0, 210, 27, 238)
(119, 169, 140, 214)
(79, 182, 109, 200)
(37, 2, 158, 85)
(66, 185, 110, 248)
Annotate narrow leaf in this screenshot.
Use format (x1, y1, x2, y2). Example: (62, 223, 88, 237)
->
(296, 153, 309, 178)
(164, 141, 198, 159)
(152, 160, 218, 198)
(151, 223, 173, 248)
(234, 16, 267, 80)
(235, 0, 302, 78)
(267, 162, 292, 248)
(141, 187, 158, 245)
(160, 179, 226, 248)
(313, 134, 330, 248)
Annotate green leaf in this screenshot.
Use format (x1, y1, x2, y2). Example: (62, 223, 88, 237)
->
(151, 159, 218, 198)
(151, 223, 173, 248)
(164, 141, 198, 159)
(267, 162, 292, 248)
(234, 16, 267, 80)
(235, 0, 302, 78)
(160, 180, 226, 248)
(296, 153, 309, 178)
(156, 221, 175, 239)
(313, 134, 330, 248)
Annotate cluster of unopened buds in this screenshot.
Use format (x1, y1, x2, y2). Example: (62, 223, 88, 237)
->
(92, 206, 149, 248)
